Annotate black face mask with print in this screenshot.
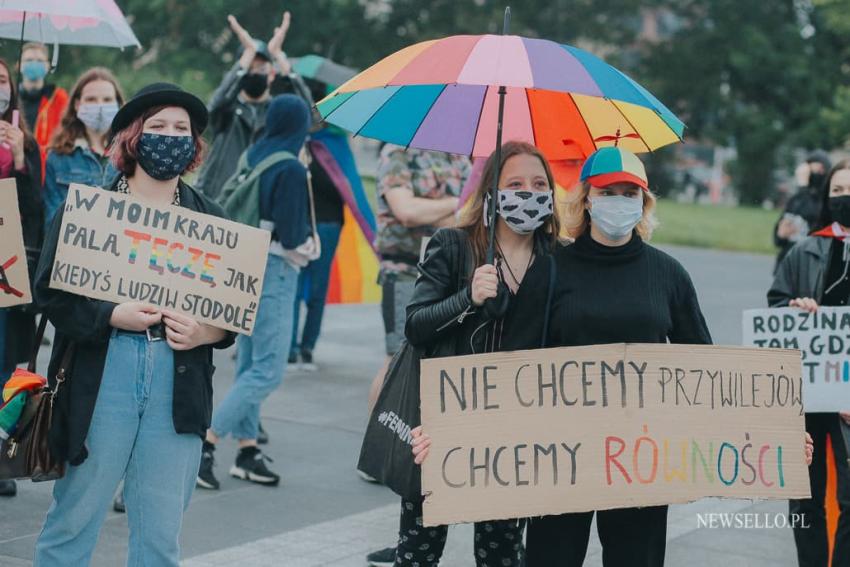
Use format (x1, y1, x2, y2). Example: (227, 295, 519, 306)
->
(240, 73, 269, 98)
(829, 195, 850, 227)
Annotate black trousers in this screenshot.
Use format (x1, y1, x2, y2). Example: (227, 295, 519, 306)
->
(525, 506, 668, 567)
(791, 413, 850, 567)
(394, 498, 525, 567)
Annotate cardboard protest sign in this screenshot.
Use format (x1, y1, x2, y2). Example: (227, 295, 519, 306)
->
(743, 307, 850, 412)
(0, 179, 32, 308)
(49, 184, 270, 335)
(420, 343, 809, 527)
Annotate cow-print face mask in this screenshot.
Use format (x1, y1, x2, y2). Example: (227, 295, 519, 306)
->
(489, 189, 553, 235)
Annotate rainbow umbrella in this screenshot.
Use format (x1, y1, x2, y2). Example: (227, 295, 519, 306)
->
(0, 0, 140, 48)
(317, 34, 682, 158)
(318, 9, 682, 262)
(0, 0, 140, 86)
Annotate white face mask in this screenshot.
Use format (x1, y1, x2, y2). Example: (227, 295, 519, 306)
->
(77, 102, 120, 134)
(0, 89, 10, 115)
(588, 195, 643, 240)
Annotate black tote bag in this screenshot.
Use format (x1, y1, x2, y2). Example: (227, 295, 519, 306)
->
(357, 230, 469, 499)
(358, 231, 557, 500)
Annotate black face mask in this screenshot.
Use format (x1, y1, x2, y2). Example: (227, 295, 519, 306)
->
(240, 73, 268, 98)
(829, 196, 850, 226)
(809, 172, 827, 191)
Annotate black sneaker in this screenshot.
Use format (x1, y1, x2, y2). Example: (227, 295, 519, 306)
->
(366, 547, 396, 566)
(300, 349, 317, 372)
(0, 479, 16, 497)
(257, 421, 269, 445)
(113, 491, 125, 513)
(113, 480, 125, 512)
(196, 441, 220, 490)
(230, 446, 280, 486)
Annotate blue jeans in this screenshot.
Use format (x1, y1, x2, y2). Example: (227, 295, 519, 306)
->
(291, 222, 342, 355)
(211, 254, 298, 441)
(35, 330, 201, 567)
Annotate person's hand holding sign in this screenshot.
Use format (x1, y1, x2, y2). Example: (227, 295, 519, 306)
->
(805, 432, 814, 466)
(0, 118, 25, 170)
(110, 302, 162, 332)
(840, 411, 850, 426)
(162, 309, 226, 351)
(411, 426, 431, 465)
(777, 218, 799, 240)
(789, 297, 818, 313)
(471, 264, 499, 306)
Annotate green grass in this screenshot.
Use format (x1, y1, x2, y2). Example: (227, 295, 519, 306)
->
(651, 200, 778, 255)
(360, 177, 777, 255)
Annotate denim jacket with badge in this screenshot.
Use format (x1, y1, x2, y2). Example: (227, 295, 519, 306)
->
(43, 139, 118, 229)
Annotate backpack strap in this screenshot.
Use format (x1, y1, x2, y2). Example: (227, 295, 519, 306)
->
(28, 316, 49, 373)
(243, 150, 296, 184)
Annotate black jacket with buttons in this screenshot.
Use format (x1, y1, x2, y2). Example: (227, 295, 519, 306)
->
(194, 64, 268, 200)
(34, 179, 236, 466)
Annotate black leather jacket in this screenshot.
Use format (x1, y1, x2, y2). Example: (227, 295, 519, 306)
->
(404, 228, 476, 353)
(768, 235, 830, 307)
(405, 228, 553, 356)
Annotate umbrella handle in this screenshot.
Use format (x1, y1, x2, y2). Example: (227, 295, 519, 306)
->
(51, 40, 59, 70)
(485, 6, 511, 263)
(486, 85, 508, 264)
(15, 11, 26, 88)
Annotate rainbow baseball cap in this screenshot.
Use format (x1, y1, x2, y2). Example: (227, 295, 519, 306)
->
(580, 147, 648, 191)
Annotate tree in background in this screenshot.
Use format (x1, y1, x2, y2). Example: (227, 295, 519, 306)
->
(639, 0, 850, 205)
(5, 0, 849, 205)
(0, 1, 647, 111)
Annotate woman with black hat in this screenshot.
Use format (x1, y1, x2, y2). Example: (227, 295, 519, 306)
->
(33, 83, 235, 566)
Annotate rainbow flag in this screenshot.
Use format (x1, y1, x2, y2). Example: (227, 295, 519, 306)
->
(327, 207, 381, 303)
(309, 129, 380, 304)
(0, 369, 46, 440)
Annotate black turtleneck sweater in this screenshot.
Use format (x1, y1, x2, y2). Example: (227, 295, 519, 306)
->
(549, 232, 712, 347)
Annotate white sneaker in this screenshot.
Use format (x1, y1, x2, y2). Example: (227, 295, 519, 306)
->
(357, 469, 380, 483)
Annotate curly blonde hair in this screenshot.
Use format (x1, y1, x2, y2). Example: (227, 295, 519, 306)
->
(562, 181, 659, 241)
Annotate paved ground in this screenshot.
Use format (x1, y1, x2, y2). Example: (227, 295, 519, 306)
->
(1, 244, 802, 567)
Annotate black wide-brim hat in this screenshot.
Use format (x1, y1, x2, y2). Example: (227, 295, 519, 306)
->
(110, 82, 208, 136)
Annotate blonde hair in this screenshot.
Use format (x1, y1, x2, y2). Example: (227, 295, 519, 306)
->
(562, 181, 659, 241)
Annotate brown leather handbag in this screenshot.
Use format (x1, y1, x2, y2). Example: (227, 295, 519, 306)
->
(0, 316, 71, 482)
